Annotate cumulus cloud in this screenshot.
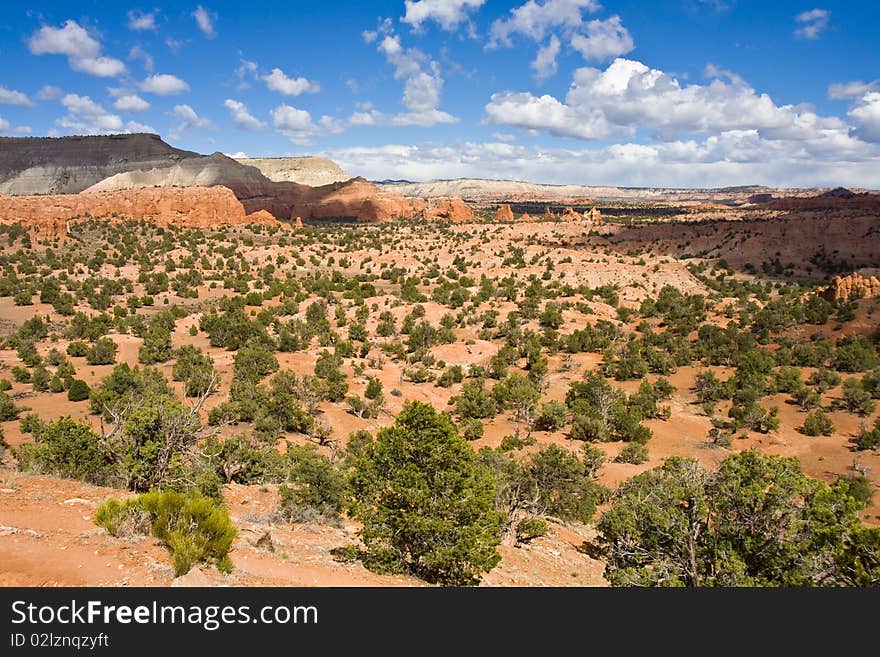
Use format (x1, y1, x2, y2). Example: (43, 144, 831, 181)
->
(531, 35, 561, 81)
(829, 80, 878, 100)
(140, 73, 190, 95)
(486, 2, 631, 80)
(128, 45, 154, 72)
(794, 8, 829, 40)
(0, 116, 32, 135)
(402, 0, 486, 31)
(272, 103, 344, 144)
(849, 92, 880, 143)
(570, 16, 634, 61)
(55, 93, 152, 135)
(127, 9, 158, 31)
(113, 94, 150, 112)
(36, 85, 63, 101)
(193, 5, 217, 38)
(488, 0, 601, 47)
(263, 68, 320, 96)
(322, 136, 880, 189)
(28, 20, 126, 77)
(366, 27, 459, 126)
(224, 99, 266, 130)
(0, 86, 33, 106)
(168, 104, 214, 139)
(485, 57, 849, 144)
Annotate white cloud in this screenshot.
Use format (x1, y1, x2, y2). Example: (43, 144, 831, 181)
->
(368, 27, 459, 126)
(491, 132, 516, 142)
(263, 68, 320, 96)
(168, 104, 214, 139)
(570, 16, 634, 61)
(36, 85, 63, 101)
(193, 5, 217, 38)
(849, 92, 880, 143)
(140, 73, 190, 95)
(272, 103, 344, 144)
(794, 8, 829, 40)
(0, 116, 32, 136)
(128, 45, 154, 72)
(402, 0, 485, 31)
(486, 57, 848, 143)
(28, 20, 126, 77)
(224, 99, 266, 130)
(828, 80, 878, 100)
(225, 151, 248, 158)
(323, 137, 880, 189)
(113, 94, 150, 112)
(0, 86, 33, 106)
(487, 0, 601, 48)
(127, 9, 158, 31)
(532, 35, 560, 81)
(55, 93, 150, 135)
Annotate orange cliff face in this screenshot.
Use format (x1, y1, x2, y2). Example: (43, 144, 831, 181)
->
(820, 272, 880, 303)
(0, 186, 284, 239)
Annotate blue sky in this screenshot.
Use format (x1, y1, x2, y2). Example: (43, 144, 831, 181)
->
(1, 1, 879, 187)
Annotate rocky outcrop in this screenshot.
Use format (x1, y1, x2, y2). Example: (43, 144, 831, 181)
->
(0, 186, 282, 239)
(585, 207, 602, 222)
(544, 206, 555, 219)
(820, 272, 880, 303)
(0, 134, 199, 195)
(424, 197, 475, 223)
(561, 207, 582, 221)
(494, 204, 515, 222)
(518, 212, 535, 222)
(235, 157, 350, 187)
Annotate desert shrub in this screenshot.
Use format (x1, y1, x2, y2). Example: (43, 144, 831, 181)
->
(841, 378, 876, 416)
(0, 392, 21, 421)
(277, 445, 348, 523)
(67, 379, 91, 402)
(16, 417, 116, 485)
(436, 365, 464, 388)
(458, 417, 484, 441)
(454, 378, 498, 419)
(855, 418, 880, 451)
(350, 401, 501, 585)
(172, 345, 217, 397)
(85, 337, 118, 365)
(95, 490, 235, 576)
(616, 442, 649, 464)
(138, 322, 172, 365)
(533, 401, 567, 431)
(801, 409, 835, 436)
(515, 517, 548, 544)
(598, 451, 879, 586)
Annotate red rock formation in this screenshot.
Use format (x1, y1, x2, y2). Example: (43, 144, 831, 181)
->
(544, 206, 555, 219)
(0, 186, 283, 239)
(561, 207, 582, 221)
(294, 216, 303, 228)
(422, 197, 475, 223)
(820, 272, 880, 302)
(494, 204, 515, 222)
(585, 207, 602, 222)
(518, 212, 535, 222)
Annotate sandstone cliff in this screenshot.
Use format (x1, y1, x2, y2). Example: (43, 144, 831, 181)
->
(0, 134, 199, 195)
(0, 186, 281, 240)
(235, 157, 350, 187)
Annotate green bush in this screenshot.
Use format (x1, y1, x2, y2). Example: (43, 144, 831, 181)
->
(278, 445, 348, 522)
(515, 517, 548, 544)
(350, 401, 501, 585)
(67, 379, 91, 402)
(458, 417, 484, 441)
(616, 442, 649, 464)
(16, 417, 116, 484)
(95, 490, 236, 576)
(801, 409, 834, 437)
(85, 337, 118, 366)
